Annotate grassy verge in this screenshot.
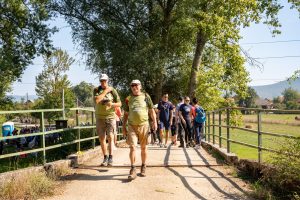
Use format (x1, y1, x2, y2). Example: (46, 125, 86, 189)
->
(0, 166, 71, 200)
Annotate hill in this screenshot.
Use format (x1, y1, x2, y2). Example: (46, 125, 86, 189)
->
(252, 78, 300, 99)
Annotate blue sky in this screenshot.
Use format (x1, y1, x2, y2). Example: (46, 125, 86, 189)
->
(8, 2, 300, 96)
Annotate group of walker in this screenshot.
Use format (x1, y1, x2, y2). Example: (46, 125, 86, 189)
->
(94, 74, 205, 181)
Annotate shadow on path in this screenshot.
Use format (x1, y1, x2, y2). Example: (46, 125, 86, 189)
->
(164, 146, 249, 200)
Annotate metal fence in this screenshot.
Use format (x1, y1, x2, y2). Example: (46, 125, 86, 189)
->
(205, 107, 300, 163)
(0, 108, 122, 165)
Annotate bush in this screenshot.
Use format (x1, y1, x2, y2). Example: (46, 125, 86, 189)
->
(262, 139, 300, 199)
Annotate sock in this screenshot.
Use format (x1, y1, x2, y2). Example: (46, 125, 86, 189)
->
(109, 155, 112, 159)
(104, 155, 107, 159)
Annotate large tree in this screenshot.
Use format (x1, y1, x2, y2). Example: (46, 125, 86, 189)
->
(35, 49, 75, 121)
(0, 0, 55, 98)
(72, 81, 94, 107)
(50, 0, 300, 105)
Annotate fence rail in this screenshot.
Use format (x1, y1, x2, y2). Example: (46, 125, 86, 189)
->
(0, 108, 123, 165)
(205, 107, 300, 163)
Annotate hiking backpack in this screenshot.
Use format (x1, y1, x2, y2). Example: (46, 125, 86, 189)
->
(195, 106, 206, 123)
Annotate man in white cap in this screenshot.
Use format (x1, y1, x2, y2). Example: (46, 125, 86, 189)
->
(94, 73, 121, 166)
(122, 80, 157, 180)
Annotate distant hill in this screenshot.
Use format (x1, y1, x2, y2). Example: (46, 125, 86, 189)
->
(252, 78, 300, 99)
(8, 95, 38, 102)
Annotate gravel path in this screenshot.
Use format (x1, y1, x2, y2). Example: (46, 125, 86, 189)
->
(43, 144, 253, 200)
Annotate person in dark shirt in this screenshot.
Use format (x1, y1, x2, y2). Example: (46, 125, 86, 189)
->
(179, 96, 193, 148)
(157, 93, 173, 148)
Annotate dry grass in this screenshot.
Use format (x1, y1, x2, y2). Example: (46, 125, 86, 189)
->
(0, 166, 72, 200)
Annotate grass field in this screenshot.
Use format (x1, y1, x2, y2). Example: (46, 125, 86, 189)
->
(207, 114, 300, 163)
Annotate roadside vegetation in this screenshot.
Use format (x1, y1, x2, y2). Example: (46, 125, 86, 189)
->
(0, 166, 71, 200)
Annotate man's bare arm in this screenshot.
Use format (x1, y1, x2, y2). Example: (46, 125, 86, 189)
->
(94, 87, 112, 104)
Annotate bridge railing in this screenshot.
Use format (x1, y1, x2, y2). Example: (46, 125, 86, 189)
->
(0, 108, 123, 165)
(205, 107, 300, 163)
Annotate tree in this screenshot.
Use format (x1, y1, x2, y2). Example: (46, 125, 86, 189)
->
(0, 0, 55, 98)
(237, 87, 259, 108)
(282, 88, 300, 104)
(50, 0, 300, 105)
(35, 49, 75, 121)
(72, 81, 94, 107)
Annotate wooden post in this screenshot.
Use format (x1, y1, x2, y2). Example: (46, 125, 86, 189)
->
(76, 109, 80, 152)
(92, 111, 95, 149)
(212, 112, 215, 144)
(40, 112, 46, 164)
(219, 111, 222, 148)
(258, 110, 262, 163)
(208, 113, 211, 143)
(226, 108, 230, 153)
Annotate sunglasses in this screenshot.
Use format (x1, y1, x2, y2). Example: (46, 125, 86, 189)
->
(100, 80, 107, 82)
(185, 99, 190, 101)
(130, 84, 139, 87)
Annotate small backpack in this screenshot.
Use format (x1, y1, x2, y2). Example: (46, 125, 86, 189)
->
(195, 106, 206, 123)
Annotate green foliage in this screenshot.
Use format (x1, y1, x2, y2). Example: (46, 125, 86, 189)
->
(262, 139, 300, 199)
(282, 88, 300, 104)
(237, 87, 259, 108)
(72, 81, 94, 107)
(35, 49, 75, 122)
(0, 0, 55, 98)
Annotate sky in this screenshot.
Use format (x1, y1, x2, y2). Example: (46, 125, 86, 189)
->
(8, 2, 300, 96)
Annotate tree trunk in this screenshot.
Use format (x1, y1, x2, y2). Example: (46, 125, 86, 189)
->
(188, 31, 206, 98)
(153, 75, 163, 104)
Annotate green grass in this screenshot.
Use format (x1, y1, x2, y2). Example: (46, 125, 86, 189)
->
(208, 121, 300, 163)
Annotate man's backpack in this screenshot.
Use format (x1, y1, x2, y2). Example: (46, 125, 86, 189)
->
(195, 106, 206, 123)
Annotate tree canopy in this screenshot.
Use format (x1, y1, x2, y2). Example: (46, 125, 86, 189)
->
(0, 0, 55, 99)
(50, 0, 300, 108)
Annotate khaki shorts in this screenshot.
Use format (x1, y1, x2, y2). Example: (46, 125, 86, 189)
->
(127, 124, 150, 147)
(96, 118, 116, 140)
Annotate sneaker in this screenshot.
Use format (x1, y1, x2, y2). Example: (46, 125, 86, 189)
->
(101, 156, 108, 166)
(140, 164, 146, 177)
(128, 167, 137, 181)
(186, 144, 190, 148)
(178, 144, 184, 148)
(108, 156, 113, 166)
(194, 144, 200, 149)
(159, 143, 163, 148)
(164, 144, 167, 148)
(171, 141, 174, 145)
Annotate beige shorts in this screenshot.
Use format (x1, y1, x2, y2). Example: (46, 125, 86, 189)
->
(127, 124, 150, 147)
(96, 118, 116, 140)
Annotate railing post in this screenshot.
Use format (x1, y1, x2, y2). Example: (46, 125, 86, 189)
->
(76, 109, 80, 152)
(40, 112, 46, 164)
(92, 111, 95, 149)
(208, 113, 211, 143)
(204, 119, 207, 141)
(219, 111, 222, 148)
(258, 110, 262, 163)
(226, 108, 230, 153)
(212, 112, 215, 145)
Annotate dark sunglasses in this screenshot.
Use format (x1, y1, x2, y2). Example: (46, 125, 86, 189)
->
(100, 80, 107, 82)
(130, 84, 139, 87)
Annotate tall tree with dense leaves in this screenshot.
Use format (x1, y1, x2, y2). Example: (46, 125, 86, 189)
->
(0, 0, 55, 99)
(72, 81, 94, 107)
(50, 0, 300, 105)
(35, 49, 75, 121)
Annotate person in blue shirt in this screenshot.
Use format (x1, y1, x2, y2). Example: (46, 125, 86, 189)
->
(157, 93, 174, 148)
(179, 96, 193, 148)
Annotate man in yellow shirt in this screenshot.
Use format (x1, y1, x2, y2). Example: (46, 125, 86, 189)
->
(94, 74, 121, 167)
(122, 80, 157, 180)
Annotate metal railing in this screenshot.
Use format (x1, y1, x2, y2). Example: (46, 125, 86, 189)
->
(0, 108, 123, 165)
(204, 107, 300, 163)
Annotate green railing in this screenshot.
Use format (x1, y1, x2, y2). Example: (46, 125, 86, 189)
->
(0, 108, 123, 165)
(205, 107, 300, 163)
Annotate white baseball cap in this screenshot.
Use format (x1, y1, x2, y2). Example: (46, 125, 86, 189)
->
(130, 79, 141, 85)
(99, 74, 109, 81)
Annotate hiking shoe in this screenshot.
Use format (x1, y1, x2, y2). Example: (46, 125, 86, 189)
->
(140, 165, 146, 177)
(128, 167, 137, 181)
(107, 156, 113, 167)
(101, 156, 108, 167)
(178, 144, 184, 148)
